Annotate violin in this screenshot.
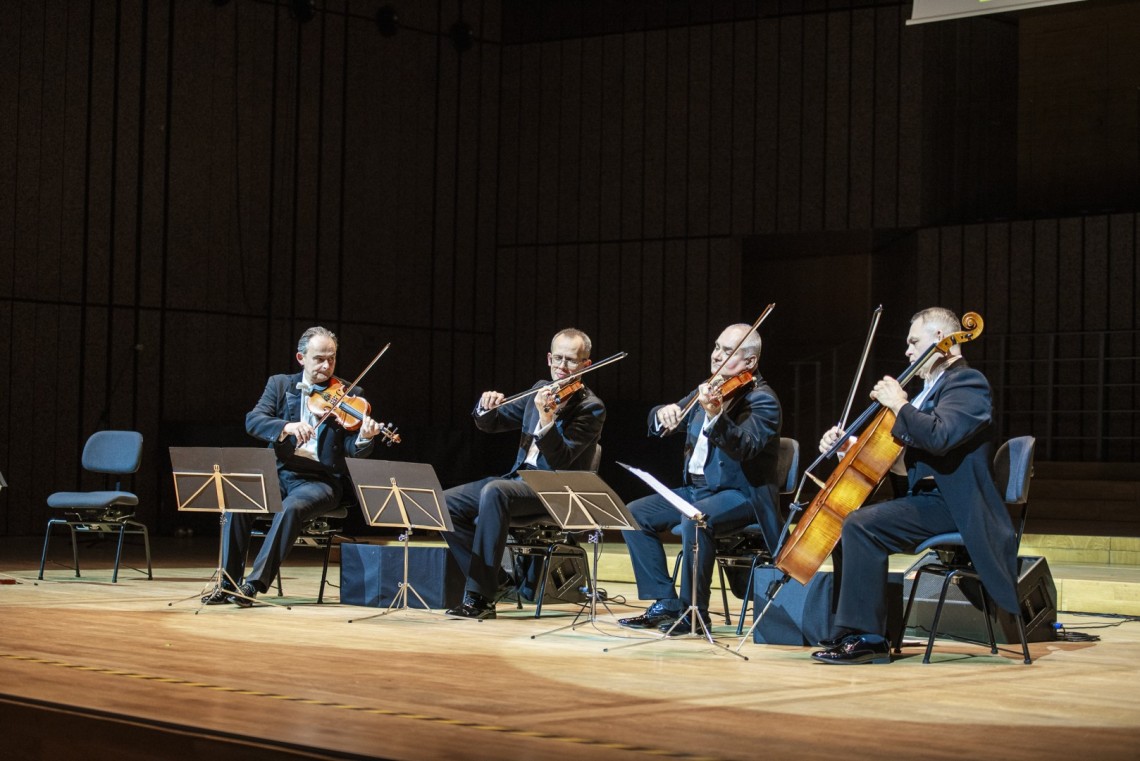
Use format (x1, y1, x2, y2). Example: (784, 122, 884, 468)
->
(774, 312, 985, 585)
(302, 344, 401, 447)
(541, 377, 584, 413)
(709, 370, 753, 398)
(307, 378, 401, 446)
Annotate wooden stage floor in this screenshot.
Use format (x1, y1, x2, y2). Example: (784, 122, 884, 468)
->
(2, 536, 1140, 761)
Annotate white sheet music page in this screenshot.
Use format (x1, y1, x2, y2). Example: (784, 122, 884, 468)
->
(617, 462, 705, 521)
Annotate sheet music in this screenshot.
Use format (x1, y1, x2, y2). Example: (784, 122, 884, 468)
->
(617, 462, 704, 521)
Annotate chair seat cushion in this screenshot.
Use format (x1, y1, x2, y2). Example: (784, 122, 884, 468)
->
(915, 532, 965, 553)
(47, 491, 139, 510)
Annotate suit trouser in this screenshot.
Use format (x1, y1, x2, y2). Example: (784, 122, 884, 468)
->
(833, 491, 957, 636)
(623, 485, 756, 614)
(222, 469, 342, 592)
(442, 475, 548, 600)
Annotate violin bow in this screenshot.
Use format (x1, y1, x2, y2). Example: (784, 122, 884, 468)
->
(476, 351, 628, 417)
(312, 343, 390, 429)
(671, 303, 776, 427)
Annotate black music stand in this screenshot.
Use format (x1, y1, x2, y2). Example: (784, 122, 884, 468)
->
(517, 470, 635, 637)
(343, 459, 450, 622)
(167, 447, 284, 611)
(604, 463, 747, 660)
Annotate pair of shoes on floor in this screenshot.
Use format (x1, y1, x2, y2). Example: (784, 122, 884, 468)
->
(618, 600, 680, 630)
(201, 583, 233, 605)
(811, 633, 891, 665)
(660, 610, 712, 637)
(446, 591, 496, 620)
(225, 581, 260, 609)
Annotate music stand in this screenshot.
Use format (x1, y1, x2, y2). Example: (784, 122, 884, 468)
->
(517, 470, 635, 637)
(343, 459, 450, 622)
(604, 463, 747, 660)
(167, 447, 284, 611)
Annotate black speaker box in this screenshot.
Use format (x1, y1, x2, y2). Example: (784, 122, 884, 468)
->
(508, 547, 589, 605)
(902, 553, 1058, 644)
(751, 567, 903, 645)
(340, 544, 466, 609)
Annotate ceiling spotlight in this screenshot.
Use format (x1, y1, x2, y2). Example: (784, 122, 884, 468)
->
(376, 5, 399, 36)
(450, 21, 473, 53)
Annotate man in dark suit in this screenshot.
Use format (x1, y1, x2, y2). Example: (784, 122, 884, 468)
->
(442, 328, 606, 620)
(811, 307, 1019, 664)
(619, 324, 782, 636)
(203, 326, 380, 607)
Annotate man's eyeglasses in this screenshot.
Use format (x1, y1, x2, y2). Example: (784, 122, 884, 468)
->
(549, 354, 583, 369)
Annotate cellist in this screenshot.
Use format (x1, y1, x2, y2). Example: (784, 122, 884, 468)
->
(811, 307, 1020, 664)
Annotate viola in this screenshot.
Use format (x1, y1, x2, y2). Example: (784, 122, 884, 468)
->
(307, 377, 401, 446)
(774, 312, 985, 585)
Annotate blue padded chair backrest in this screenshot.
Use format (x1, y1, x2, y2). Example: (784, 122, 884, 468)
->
(81, 430, 144, 475)
(993, 435, 1035, 506)
(777, 437, 800, 495)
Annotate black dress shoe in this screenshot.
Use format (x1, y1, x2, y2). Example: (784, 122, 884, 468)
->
(811, 633, 891, 665)
(226, 582, 259, 609)
(618, 600, 680, 630)
(447, 592, 496, 620)
(200, 585, 233, 605)
(660, 611, 712, 637)
(816, 628, 856, 648)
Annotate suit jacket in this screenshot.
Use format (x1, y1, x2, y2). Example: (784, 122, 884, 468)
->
(892, 359, 1020, 614)
(651, 376, 783, 549)
(474, 380, 606, 475)
(246, 372, 375, 477)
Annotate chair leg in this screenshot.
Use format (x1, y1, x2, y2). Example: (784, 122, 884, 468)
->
(716, 560, 732, 626)
(111, 523, 128, 583)
(39, 520, 61, 580)
(736, 556, 761, 636)
(317, 536, 336, 604)
(895, 567, 926, 654)
(132, 520, 153, 580)
(978, 587, 998, 655)
(925, 572, 958, 664)
(68, 525, 82, 578)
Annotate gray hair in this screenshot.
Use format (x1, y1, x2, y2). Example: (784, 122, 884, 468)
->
(726, 323, 762, 359)
(297, 326, 338, 355)
(910, 307, 961, 336)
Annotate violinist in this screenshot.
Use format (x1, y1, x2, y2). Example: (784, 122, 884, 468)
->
(442, 329, 606, 620)
(811, 307, 1019, 664)
(619, 324, 782, 636)
(203, 326, 382, 607)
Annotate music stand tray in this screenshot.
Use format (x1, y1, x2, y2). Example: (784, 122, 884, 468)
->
(167, 447, 284, 611)
(518, 470, 635, 637)
(344, 460, 450, 621)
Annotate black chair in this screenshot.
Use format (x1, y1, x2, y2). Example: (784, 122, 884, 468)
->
(502, 445, 601, 618)
(669, 437, 800, 630)
(39, 430, 152, 583)
(893, 435, 1036, 664)
(250, 500, 355, 604)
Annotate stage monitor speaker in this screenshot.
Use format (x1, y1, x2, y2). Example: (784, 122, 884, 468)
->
(511, 551, 589, 605)
(902, 553, 1057, 644)
(751, 567, 904, 645)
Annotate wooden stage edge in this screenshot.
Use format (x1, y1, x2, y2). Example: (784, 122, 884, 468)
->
(2, 536, 1140, 761)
